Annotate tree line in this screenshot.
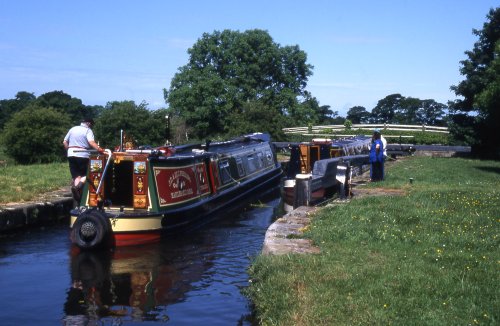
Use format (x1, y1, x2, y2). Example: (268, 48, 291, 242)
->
(0, 88, 447, 164)
(1, 7, 498, 163)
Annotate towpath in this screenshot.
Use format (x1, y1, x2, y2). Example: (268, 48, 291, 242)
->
(0, 186, 73, 231)
(262, 160, 405, 255)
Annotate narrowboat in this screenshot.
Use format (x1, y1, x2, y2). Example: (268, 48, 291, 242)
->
(69, 133, 282, 250)
(282, 136, 371, 206)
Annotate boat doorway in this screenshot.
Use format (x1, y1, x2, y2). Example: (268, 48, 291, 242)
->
(103, 160, 134, 208)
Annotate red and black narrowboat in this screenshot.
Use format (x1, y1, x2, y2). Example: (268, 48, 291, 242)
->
(69, 133, 282, 250)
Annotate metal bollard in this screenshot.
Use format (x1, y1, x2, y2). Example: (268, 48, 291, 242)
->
(294, 174, 311, 208)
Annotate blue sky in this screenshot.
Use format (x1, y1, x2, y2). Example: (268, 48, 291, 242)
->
(0, 1, 498, 116)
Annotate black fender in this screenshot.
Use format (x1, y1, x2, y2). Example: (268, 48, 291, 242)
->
(71, 210, 112, 250)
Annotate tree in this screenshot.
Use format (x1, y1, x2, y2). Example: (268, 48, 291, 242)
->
(396, 97, 421, 124)
(346, 106, 370, 124)
(0, 91, 36, 129)
(450, 7, 500, 156)
(370, 94, 447, 125)
(225, 100, 289, 141)
(317, 105, 340, 124)
(165, 29, 313, 140)
(36, 91, 101, 125)
(1, 91, 102, 132)
(2, 105, 71, 163)
(370, 94, 404, 123)
(474, 41, 500, 153)
(298, 92, 341, 125)
(94, 101, 168, 148)
(417, 99, 447, 126)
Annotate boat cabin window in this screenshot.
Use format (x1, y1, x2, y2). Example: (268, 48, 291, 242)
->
(257, 152, 264, 168)
(235, 157, 245, 177)
(219, 160, 232, 184)
(247, 154, 257, 173)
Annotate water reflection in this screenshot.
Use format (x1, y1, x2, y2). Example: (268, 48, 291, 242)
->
(64, 235, 216, 324)
(62, 189, 282, 325)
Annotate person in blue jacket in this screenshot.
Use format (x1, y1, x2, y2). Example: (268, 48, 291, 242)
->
(369, 129, 385, 181)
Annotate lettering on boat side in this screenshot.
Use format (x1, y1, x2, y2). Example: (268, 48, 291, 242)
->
(170, 188, 194, 199)
(168, 170, 191, 189)
(154, 165, 210, 206)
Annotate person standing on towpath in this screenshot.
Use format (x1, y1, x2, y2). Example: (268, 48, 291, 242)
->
(369, 128, 385, 181)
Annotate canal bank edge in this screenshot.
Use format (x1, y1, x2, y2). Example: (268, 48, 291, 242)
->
(262, 145, 472, 255)
(0, 186, 74, 231)
(262, 206, 321, 255)
(261, 157, 402, 256)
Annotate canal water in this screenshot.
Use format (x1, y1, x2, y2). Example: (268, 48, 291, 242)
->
(0, 190, 282, 326)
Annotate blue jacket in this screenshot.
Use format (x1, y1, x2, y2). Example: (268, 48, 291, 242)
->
(369, 139, 384, 163)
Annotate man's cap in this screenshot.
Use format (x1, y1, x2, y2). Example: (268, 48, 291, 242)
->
(82, 117, 95, 124)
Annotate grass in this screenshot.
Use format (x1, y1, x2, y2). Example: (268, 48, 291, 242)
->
(0, 161, 70, 203)
(247, 156, 500, 325)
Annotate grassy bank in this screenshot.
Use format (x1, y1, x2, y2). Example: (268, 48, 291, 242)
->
(247, 157, 499, 325)
(0, 162, 70, 204)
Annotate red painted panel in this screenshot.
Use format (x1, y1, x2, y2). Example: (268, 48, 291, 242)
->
(195, 163, 210, 194)
(153, 163, 210, 206)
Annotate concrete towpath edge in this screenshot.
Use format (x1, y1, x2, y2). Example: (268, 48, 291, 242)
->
(0, 186, 74, 231)
(262, 206, 321, 255)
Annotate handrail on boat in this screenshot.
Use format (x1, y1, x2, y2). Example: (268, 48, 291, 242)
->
(96, 149, 113, 195)
(73, 149, 113, 199)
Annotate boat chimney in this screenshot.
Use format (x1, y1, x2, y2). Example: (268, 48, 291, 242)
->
(165, 114, 171, 145)
(120, 129, 124, 152)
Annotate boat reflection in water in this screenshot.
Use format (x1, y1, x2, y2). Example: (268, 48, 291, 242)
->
(64, 240, 210, 324)
(63, 189, 283, 325)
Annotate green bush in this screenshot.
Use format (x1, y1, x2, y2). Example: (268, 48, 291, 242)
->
(2, 105, 71, 164)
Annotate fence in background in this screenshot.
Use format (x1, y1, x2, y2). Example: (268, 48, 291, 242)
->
(283, 123, 449, 136)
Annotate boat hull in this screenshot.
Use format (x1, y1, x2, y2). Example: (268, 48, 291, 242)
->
(70, 168, 281, 247)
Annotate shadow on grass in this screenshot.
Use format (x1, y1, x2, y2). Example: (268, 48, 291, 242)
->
(474, 166, 500, 175)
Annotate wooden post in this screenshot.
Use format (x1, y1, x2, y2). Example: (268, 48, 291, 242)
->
(294, 174, 311, 208)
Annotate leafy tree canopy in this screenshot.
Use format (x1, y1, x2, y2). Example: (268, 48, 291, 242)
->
(225, 100, 290, 140)
(94, 101, 168, 148)
(371, 94, 403, 123)
(35, 90, 102, 124)
(450, 7, 500, 156)
(370, 94, 446, 125)
(165, 29, 314, 140)
(1, 91, 101, 131)
(0, 91, 36, 129)
(2, 105, 71, 164)
(346, 106, 370, 124)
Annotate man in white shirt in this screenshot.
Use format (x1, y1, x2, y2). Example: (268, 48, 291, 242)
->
(381, 134, 387, 158)
(63, 118, 103, 200)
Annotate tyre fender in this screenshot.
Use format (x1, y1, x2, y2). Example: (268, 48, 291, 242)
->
(71, 210, 111, 250)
